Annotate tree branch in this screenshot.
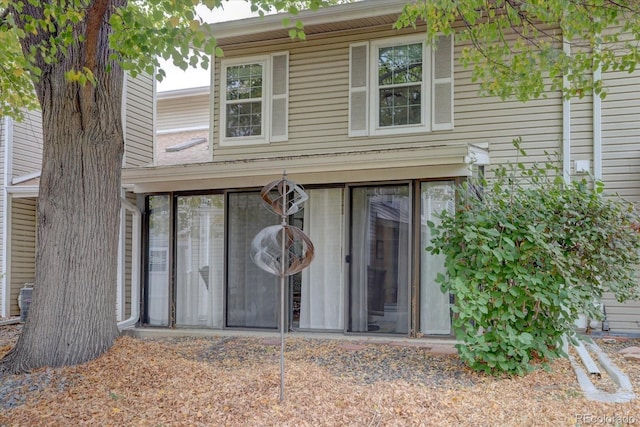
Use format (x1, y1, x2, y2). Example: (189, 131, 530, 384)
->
(84, 0, 110, 71)
(0, 8, 10, 23)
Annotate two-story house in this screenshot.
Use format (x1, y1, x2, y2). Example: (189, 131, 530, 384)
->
(0, 73, 154, 329)
(119, 0, 638, 337)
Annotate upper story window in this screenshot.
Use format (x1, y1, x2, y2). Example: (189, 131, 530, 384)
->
(220, 53, 289, 146)
(225, 63, 264, 138)
(349, 34, 453, 137)
(377, 42, 424, 128)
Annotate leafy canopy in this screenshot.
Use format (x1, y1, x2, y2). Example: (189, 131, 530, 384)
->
(2, 0, 640, 117)
(395, 0, 640, 101)
(0, 0, 342, 119)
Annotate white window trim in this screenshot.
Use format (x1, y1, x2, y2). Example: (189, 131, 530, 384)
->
(219, 55, 271, 146)
(369, 34, 432, 136)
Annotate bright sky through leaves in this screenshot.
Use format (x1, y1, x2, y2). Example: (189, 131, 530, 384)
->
(158, 1, 260, 92)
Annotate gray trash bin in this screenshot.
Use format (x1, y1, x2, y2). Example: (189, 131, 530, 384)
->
(19, 287, 33, 322)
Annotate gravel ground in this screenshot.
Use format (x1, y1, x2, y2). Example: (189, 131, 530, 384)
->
(178, 336, 475, 387)
(1, 322, 639, 426)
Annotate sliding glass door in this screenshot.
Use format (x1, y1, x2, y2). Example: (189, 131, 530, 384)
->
(349, 185, 410, 334)
(144, 181, 454, 334)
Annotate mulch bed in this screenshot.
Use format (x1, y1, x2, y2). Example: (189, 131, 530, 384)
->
(1, 323, 639, 426)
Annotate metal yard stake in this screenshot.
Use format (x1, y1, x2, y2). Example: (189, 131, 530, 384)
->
(250, 171, 315, 402)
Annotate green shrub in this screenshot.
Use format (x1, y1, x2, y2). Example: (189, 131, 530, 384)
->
(428, 140, 640, 375)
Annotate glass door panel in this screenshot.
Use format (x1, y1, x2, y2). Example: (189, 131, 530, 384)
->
(226, 192, 279, 328)
(349, 185, 410, 334)
(147, 195, 170, 326)
(420, 181, 455, 335)
(175, 195, 224, 328)
(297, 188, 345, 331)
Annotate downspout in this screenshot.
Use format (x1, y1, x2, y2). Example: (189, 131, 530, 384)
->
(593, 48, 603, 180)
(562, 38, 571, 184)
(116, 190, 125, 321)
(117, 197, 141, 330)
(593, 38, 605, 330)
(1, 117, 12, 317)
(116, 76, 128, 321)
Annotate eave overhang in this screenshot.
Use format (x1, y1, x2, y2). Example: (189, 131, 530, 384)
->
(122, 143, 489, 194)
(210, 0, 410, 47)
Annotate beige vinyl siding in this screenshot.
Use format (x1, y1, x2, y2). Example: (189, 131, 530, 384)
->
(157, 94, 210, 133)
(569, 95, 594, 175)
(599, 62, 640, 333)
(601, 70, 640, 200)
(9, 197, 36, 317)
(11, 110, 42, 179)
(211, 26, 564, 169)
(123, 191, 137, 319)
(601, 295, 640, 333)
(124, 73, 154, 167)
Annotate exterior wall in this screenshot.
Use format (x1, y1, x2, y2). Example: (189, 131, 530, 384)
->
(570, 94, 594, 176)
(132, 14, 640, 334)
(123, 191, 138, 320)
(11, 110, 43, 179)
(600, 63, 640, 333)
(124, 73, 154, 167)
(155, 129, 209, 165)
(210, 26, 563, 169)
(9, 197, 36, 317)
(155, 92, 210, 165)
(0, 72, 153, 318)
(156, 93, 210, 133)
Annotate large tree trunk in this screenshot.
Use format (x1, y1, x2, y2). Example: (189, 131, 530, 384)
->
(1, 1, 125, 373)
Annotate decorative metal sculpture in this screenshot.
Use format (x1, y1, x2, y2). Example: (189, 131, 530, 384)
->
(250, 171, 314, 402)
(251, 225, 314, 276)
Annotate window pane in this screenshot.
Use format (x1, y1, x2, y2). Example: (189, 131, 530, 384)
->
(378, 43, 422, 86)
(226, 101, 262, 138)
(225, 63, 263, 138)
(420, 181, 455, 335)
(226, 64, 263, 101)
(227, 192, 279, 328)
(175, 195, 224, 328)
(147, 195, 170, 326)
(379, 85, 421, 127)
(377, 42, 423, 128)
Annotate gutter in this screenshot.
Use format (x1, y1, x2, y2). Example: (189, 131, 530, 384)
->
(209, 0, 406, 40)
(117, 197, 142, 330)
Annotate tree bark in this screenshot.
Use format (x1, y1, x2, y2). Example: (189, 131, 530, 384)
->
(1, 0, 125, 373)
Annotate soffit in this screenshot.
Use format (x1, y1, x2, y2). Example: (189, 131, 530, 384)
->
(215, 14, 401, 47)
(122, 143, 489, 193)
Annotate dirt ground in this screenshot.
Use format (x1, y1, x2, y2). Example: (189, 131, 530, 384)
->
(0, 323, 639, 426)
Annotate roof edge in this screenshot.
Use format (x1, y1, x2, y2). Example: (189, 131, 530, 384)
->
(157, 85, 210, 99)
(209, 0, 409, 41)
